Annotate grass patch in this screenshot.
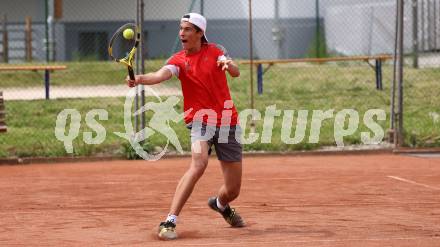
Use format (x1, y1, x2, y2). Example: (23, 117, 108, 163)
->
(0, 61, 439, 158)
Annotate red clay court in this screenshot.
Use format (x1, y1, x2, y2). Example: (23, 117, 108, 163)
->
(1, 153, 439, 246)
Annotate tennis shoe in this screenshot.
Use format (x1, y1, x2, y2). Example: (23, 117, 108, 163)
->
(158, 221, 177, 240)
(208, 197, 245, 227)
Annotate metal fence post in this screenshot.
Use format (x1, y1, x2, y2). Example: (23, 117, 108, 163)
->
(135, 0, 140, 134)
(249, 0, 255, 133)
(412, 0, 419, 68)
(395, 0, 405, 147)
(315, 0, 320, 58)
(140, 0, 146, 138)
(2, 15, 9, 63)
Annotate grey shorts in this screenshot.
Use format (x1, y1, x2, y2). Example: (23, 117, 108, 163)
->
(187, 122, 243, 162)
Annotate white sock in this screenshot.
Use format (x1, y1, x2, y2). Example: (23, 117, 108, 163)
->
(166, 214, 177, 224)
(216, 198, 227, 212)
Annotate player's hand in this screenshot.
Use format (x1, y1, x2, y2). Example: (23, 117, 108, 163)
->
(217, 59, 233, 71)
(125, 75, 138, 87)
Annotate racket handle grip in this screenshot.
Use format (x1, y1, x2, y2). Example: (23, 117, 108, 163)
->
(128, 66, 135, 80)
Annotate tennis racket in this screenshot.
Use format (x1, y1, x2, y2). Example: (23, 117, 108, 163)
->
(108, 23, 140, 85)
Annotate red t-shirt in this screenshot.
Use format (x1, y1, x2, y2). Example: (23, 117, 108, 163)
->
(166, 43, 238, 126)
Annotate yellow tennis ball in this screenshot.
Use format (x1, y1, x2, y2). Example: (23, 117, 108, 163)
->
(123, 28, 135, 40)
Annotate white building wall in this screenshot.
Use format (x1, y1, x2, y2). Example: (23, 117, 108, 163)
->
(325, 2, 413, 55)
(2, 0, 439, 60)
(0, 0, 45, 22)
(63, 0, 137, 22)
(0, 0, 402, 22)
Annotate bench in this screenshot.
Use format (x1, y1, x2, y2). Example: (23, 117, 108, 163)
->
(240, 55, 393, 93)
(0, 91, 6, 132)
(0, 65, 67, 99)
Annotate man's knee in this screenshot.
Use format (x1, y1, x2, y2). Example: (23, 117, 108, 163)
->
(189, 157, 208, 179)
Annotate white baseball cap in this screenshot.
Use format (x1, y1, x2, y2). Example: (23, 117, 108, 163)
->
(181, 13, 208, 43)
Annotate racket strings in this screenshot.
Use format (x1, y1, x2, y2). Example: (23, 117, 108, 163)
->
(110, 33, 136, 61)
(109, 24, 137, 61)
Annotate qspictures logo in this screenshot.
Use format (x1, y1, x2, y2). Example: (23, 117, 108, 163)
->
(55, 87, 388, 161)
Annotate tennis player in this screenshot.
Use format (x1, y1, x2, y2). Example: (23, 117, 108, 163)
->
(126, 13, 245, 240)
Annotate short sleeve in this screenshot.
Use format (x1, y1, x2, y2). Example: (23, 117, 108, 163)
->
(165, 54, 181, 77)
(163, 65, 179, 77)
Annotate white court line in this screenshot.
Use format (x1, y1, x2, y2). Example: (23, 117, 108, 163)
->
(387, 176, 440, 190)
(246, 178, 304, 181)
(176, 236, 440, 246)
